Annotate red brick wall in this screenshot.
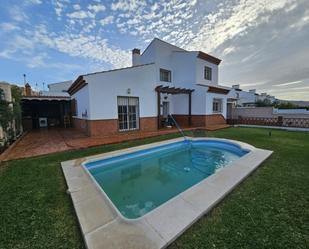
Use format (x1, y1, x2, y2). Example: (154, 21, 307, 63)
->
(72, 118, 89, 135)
(73, 117, 158, 136)
(173, 114, 226, 127)
(205, 114, 226, 126)
(140, 117, 157, 131)
(87, 119, 118, 136)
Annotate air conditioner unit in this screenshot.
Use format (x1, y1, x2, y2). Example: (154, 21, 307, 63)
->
(39, 117, 48, 128)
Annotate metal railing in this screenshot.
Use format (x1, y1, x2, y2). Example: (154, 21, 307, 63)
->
(168, 114, 188, 141)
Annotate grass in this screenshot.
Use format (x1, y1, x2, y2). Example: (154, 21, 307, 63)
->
(0, 128, 308, 249)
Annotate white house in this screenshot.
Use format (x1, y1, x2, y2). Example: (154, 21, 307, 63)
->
(69, 38, 230, 136)
(228, 84, 277, 108)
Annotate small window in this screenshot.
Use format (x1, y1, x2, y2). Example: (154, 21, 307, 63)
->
(160, 69, 171, 82)
(213, 98, 223, 113)
(204, 66, 212, 80)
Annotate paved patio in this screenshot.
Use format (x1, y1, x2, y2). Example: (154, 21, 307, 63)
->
(0, 124, 229, 161)
(0, 127, 191, 161)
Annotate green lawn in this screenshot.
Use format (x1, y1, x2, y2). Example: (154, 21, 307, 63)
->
(0, 128, 308, 249)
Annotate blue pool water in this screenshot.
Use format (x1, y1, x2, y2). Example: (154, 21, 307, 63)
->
(85, 140, 248, 219)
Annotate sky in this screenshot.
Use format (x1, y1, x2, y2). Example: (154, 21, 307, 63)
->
(0, 0, 309, 100)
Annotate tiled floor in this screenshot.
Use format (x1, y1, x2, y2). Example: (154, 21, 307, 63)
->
(0, 127, 191, 161)
(0, 124, 229, 161)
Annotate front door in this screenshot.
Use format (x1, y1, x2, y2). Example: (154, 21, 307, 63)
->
(117, 97, 140, 131)
(162, 101, 169, 118)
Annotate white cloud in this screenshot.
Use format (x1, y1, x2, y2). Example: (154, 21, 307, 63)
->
(25, 0, 42, 5)
(189, 0, 293, 52)
(222, 46, 236, 56)
(67, 10, 95, 19)
(0, 22, 20, 32)
(100, 16, 114, 26)
(274, 80, 303, 87)
(73, 4, 81, 10)
(87, 4, 106, 13)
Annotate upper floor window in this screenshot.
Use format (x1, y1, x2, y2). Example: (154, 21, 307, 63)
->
(160, 69, 171, 82)
(204, 66, 212, 80)
(213, 98, 223, 113)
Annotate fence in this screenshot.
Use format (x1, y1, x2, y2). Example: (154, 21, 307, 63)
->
(227, 116, 309, 128)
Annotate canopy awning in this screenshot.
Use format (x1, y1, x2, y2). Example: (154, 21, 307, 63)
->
(155, 85, 194, 94)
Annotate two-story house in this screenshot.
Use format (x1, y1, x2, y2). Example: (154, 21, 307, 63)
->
(68, 38, 230, 136)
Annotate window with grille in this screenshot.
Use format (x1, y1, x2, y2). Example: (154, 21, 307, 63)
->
(117, 97, 139, 131)
(204, 66, 212, 80)
(160, 68, 171, 82)
(213, 98, 223, 113)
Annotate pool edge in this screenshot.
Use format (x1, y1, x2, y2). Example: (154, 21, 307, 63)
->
(61, 137, 273, 249)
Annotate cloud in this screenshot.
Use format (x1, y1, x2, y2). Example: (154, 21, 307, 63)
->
(0, 22, 20, 32)
(67, 10, 95, 19)
(87, 4, 106, 13)
(99, 16, 114, 26)
(73, 4, 81, 10)
(274, 80, 303, 87)
(25, 0, 42, 5)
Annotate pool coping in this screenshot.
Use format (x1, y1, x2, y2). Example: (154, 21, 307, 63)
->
(61, 137, 273, 249)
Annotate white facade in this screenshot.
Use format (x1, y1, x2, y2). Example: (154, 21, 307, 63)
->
(228, 85, 277, 107)
(71, 38, 229, 130)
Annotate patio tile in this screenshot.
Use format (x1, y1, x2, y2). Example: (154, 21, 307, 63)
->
(74, 194, 117, 234)
(181, 181, 224, 213)
(144, 197, 200, 242)
(85, 218, 165, 249)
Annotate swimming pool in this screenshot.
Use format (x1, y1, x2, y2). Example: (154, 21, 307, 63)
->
(84, 140, 249, 219)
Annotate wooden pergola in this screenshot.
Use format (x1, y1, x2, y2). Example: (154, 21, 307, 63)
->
(155, 85, 195, 129)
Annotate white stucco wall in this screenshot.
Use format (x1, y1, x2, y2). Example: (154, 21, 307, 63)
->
(171, 52, 197, 88)
(84, 64, 157, 120)
(196, 58, 219, 86)
(48, 80, 72, 92)
(71, 85, 90, 119)
(73, 39, 228, 122)
(206, 92, 228, 118)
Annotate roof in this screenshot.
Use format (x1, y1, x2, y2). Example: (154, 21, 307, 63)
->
(197, 51, 221, 65)
(196, 84, 230, 95)
(40, 91, 70, 97)
(68, 63, 154, 95)
(22, 95, 70, 101)
(142, 38, 221, 65)
(141, 37, 186, 56)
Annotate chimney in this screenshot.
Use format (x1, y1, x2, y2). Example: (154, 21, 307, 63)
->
(232, 84, 240, 89)
(25, 83, 32, 96)
(132, 48, 141, 66)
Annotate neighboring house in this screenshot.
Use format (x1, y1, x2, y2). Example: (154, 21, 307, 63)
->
(69, 38, 230, 136)
(228, 85, 276, 107)
(21, 81, 72, 130)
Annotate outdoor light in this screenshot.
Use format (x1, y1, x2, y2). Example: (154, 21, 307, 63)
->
(127, 88, 131, 94)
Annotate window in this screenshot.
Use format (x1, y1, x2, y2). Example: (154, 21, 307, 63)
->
(117, 97, 139, 131)
(204, 66, 212, 80)
(212, 98, 223, 113)
(160, 68, 171, 82)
